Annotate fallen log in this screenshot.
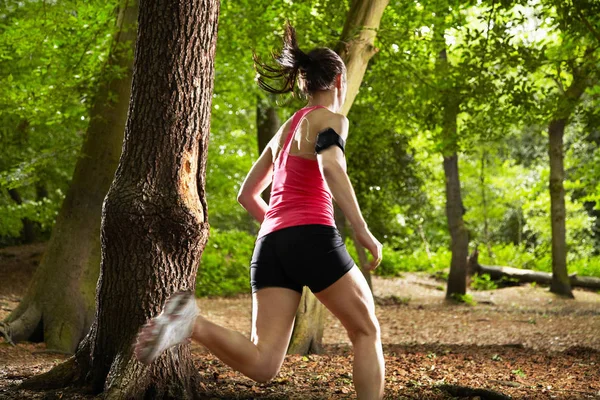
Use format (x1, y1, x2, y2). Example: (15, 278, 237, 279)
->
(474, 264, 600, 289)
(468, 250, 600, 290)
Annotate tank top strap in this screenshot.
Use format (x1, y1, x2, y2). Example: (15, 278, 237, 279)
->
(277, 105, 327, 168)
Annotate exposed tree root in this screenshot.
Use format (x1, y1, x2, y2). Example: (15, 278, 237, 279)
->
(19, 338, 204, 399)
(31, 349, 74, 356)
(2, 303, 42, 346)
(20, 357, 81, 390)
(2, 301, 87, 353)
(0, 322, 15, 346)
(103, 347, 202, 400)
(437, 383, 512, 399)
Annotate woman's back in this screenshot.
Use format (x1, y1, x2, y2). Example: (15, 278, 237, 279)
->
(257, 106, 337, 239)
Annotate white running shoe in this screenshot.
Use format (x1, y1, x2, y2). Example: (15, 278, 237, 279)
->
(134, 291, 199, 364)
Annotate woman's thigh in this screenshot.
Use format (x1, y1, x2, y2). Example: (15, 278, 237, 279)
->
(251, 287, 302, 357)
(314, 266, 379, 339)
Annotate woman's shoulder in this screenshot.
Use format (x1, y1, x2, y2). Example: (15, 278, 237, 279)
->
(310, 109, 349, 139)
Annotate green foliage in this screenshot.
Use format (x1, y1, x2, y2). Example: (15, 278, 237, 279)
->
(511, 368, 526, 378)
(470, 273, 498, 291)
(450, 293, 476, 306)
(375, 246, 451, 277)
(196, 229, 255, 297)
(0, 0, 120, 243)
(0, 192, 63, 238)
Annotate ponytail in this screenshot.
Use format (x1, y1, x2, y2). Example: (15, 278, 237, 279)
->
(253, 23, 309, 94)
(254, 23, 346, 95)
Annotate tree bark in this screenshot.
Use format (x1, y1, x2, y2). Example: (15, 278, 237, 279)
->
(547, 62, 591, 298)
(548, 118, 571, 297)
(287, 287, 325, 354)
(335, 0, 389, 288)
(288, 0, 388, 355)
(335, 0, 390, 115)
(21, 0, 220, 397)
(2, 0, 138, 352)
(444, 153, 469, 299)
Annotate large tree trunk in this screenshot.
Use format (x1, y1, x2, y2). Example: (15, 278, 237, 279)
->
(288, 0, 388, 355)
(336, 0, 390, 115)
(547, 65, 590, 298)
(287, 287, 325, 354)
(335, 0, 388, 288)
(1, 0, 138, 352)
(21, 0, 220, 397)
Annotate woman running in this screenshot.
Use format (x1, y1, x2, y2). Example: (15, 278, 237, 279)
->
(134, 23, 385, 399)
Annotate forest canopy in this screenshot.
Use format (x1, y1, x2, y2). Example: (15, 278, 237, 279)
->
(1, 0, 599, 297)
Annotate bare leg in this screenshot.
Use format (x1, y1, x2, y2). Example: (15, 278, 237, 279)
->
(315, 266, 385, 399)
(192, 287, 301, 383)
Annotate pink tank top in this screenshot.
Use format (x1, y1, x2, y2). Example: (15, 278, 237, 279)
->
(257, 106, 335, 239)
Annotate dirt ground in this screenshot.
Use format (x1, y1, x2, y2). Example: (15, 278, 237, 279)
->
(1, 243, 599, 399)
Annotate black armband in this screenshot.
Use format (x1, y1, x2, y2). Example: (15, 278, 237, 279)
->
(315, 128, 346, 154)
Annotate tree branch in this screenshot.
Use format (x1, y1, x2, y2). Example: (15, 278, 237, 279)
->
(573, 0, 600, 43)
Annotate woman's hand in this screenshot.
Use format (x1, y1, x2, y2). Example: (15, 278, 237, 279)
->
(355, 225, 383, 271)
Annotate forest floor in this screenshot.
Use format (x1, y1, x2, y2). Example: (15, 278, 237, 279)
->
(0, 243, 599, 399)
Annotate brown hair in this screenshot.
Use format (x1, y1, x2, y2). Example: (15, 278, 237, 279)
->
(253, 23, 346, 95)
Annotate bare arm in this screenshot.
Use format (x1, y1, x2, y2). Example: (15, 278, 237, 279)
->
(237, 142, 275, 223)
(317, 116, 382, 270)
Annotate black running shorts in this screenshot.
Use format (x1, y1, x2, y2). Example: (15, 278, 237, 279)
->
(250, 224, 355, 294)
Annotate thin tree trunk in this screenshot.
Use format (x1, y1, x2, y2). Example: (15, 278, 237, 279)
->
(435, 39, 469, 300)
(2, 0, 138, 352)
(288, 0, 388, 355)
(517, 206, 522, 245)
(548, 119, 570, 297)
(444, 153, 469, 299)
(256, 95, 279, 202)
(548, 62, 591, 298)
(22, 0, 220, 397)
(480, 150, 493, 258)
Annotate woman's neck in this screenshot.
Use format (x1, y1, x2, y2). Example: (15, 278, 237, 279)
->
(306, 90, 338, 113)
